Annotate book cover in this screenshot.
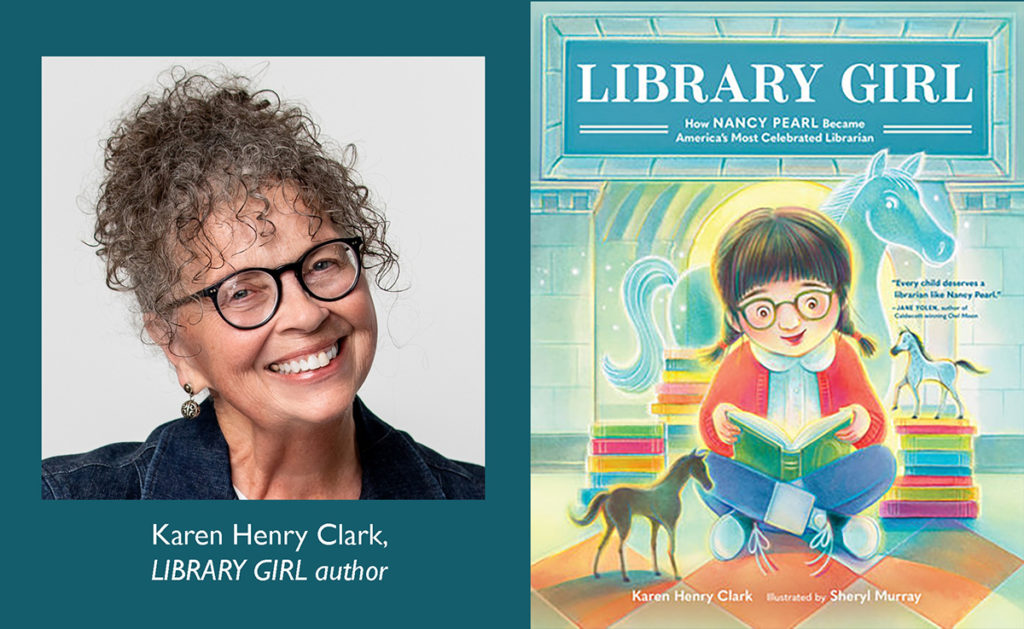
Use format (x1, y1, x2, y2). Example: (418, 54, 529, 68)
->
(590, 422, 664, 439)
(887, 485, 980, 501)
(904, 465, 974, 477)
(899, 434, 974, 450)
(591, 437, 665, 455)
(587, 454, 666, 473)
(880, 500, 980, 519)
(664, 348, 704, 359)
(660, 415, 700, 426)
(656, 393, 705, 404)
(665, 358, 706, 371)
(588, 472, 660, 486)
(896, 474, 973, 487)
(531, 3, 1024, 627)
(661, 370, 713, 383)
(728, 408, 854, 481)
(895, 423, 978, 434)
(651, 402, 702, 415)
(656, 381, 711, 395)
(900, 449, 973, 467)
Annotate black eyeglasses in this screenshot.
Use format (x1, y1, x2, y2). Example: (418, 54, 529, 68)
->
(171, 237, 363, 330)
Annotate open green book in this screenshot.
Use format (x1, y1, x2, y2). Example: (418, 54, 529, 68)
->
(727, 408, 854, 481)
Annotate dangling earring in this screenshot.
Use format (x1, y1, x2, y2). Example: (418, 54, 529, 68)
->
(181, 383, 200, 419)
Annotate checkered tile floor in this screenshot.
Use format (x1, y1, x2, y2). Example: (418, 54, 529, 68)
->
(531, 472, 1024, 628)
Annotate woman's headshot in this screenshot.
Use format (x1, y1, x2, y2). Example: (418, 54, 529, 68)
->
(41, 58, 484, 499)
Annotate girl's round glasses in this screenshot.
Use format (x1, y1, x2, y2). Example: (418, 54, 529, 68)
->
(738, 288, 833, 330)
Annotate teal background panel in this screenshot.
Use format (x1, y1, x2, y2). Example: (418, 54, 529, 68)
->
(13, 1, 528, 627)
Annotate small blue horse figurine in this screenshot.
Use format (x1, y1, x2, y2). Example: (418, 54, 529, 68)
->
(890, 328, 986, 418)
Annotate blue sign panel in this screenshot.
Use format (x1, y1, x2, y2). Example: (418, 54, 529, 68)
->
(565, 41, 988, 157)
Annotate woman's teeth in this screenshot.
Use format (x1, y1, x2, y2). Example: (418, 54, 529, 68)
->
(270, 343, 339, 375)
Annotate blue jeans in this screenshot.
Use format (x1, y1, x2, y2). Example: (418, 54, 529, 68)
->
(699, 446, 896, 526)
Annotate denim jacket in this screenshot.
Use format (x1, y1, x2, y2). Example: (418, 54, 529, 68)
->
(42, 397, 484, 499)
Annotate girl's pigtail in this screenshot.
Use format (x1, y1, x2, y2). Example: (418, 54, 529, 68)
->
(702, 318, 742, 364)
(838, 307, 876, 357)
(853, 330, 877, 357)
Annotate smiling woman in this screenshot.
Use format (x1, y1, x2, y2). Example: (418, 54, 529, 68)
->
(41, 60, 484, 500)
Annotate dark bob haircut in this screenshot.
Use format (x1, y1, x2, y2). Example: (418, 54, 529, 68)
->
(706, 206, 875, 361)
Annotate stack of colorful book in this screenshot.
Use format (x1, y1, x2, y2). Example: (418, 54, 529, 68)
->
(880, 414, 979, 519)
(650, 348, 711, 454)
(579, 421, 665, 505)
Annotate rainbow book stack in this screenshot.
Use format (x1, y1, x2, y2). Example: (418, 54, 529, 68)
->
(579, 421, 665, 506)
(651, 348, 711, 455)
(880, 414, 979, 519)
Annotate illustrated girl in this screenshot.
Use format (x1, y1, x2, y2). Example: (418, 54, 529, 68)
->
(698, 206, 895, 571)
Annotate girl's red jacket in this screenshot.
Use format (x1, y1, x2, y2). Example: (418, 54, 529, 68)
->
(698, 336, 887, 458)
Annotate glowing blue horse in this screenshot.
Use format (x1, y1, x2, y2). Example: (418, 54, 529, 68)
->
(603, 150, 956, 395)
(819, 150, 956, 394)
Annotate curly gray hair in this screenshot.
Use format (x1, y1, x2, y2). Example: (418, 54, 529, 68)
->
(93, 68, 397, 343)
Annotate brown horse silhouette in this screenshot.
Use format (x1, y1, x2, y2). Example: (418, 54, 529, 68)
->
(571, 450, 713, 582)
